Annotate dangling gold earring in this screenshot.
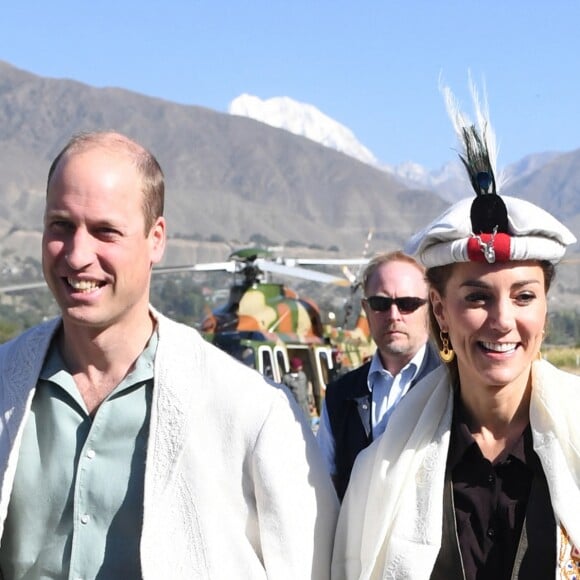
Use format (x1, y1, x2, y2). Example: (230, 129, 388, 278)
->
(439, 331, 455, 363)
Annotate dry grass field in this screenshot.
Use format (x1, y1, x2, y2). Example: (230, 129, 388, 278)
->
(542, 346, 580, 374)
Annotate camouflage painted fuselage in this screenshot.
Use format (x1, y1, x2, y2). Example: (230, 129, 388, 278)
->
(201, 282, 325, 343)
(201, 281, 375, 415)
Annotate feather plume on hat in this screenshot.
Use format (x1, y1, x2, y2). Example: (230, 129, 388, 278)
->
(405, 78, 576, 268)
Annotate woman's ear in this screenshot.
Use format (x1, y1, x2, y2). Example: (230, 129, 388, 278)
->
(430, 287, 446, 332)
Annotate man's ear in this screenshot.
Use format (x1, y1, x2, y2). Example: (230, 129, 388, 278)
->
(149, 216, 166, 264)
(361, 297, 369, 318)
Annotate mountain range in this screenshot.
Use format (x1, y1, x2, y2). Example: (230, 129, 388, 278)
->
(0, 59, 579, 308)
(227, 92, 567, 204)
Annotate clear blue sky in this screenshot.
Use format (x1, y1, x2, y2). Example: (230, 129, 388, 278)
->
(1, 1, 579, 170)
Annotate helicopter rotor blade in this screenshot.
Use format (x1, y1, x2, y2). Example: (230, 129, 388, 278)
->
(283, 257, 370, 267)
(255, 259, 350, 286)
(151, 261, 239, 275)
(0, 280, 48, 293)
(280, 257, 369, 286)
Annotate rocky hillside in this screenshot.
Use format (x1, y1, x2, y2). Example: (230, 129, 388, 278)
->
(0, 60, 448, 261)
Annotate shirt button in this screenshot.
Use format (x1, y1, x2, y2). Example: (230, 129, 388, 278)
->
(81, 514, 90, 525)
(487, 527, 496, 539)
(487, 473, 495, 485)
(362, 403, 368, 410)
(86, 449, 96, 459)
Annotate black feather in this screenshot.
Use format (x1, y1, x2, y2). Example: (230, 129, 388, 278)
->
(458, 125, 509, 234)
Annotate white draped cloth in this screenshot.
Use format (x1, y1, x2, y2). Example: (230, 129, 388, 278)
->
(332, 360, 580, 580)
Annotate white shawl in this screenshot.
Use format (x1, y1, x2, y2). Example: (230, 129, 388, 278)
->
(0, 311, 339, 579)
(332, 360, 580, 580)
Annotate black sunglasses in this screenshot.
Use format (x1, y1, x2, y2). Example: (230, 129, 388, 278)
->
(363, 296, 427, 314)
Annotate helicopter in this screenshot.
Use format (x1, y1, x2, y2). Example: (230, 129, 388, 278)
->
(168, 246, 376, 415)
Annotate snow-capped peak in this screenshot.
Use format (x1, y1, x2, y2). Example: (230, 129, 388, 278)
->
(228, 94, 378, 166)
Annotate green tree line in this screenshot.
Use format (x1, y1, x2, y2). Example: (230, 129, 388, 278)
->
(546, 310, 580, 346)
(0, 281, 580, 347)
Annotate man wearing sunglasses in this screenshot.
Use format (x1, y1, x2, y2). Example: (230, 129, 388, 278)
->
(317, 251, 440, 500)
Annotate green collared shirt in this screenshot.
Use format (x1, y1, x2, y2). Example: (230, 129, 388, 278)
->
(0, 331, 156, 580)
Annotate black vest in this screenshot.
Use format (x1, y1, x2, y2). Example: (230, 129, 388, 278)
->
(325, 342, 440, 500)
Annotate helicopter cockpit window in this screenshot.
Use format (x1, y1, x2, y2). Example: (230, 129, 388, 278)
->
(275, 348, 287, 375)
(318, 350, 332, 385)
(258, 347, 275, 380)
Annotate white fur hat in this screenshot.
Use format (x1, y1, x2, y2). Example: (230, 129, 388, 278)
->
(406, 195, 576, 268)
(406, 79, 577, 268)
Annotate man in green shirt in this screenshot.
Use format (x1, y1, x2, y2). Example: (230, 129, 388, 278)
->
(0, 131, 338, 579)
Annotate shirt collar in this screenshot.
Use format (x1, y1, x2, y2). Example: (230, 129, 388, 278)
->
(40, 328, 158, 387)
(367, 344, 427, 393)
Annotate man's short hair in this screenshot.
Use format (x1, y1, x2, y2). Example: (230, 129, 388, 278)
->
(46, 131, 164, 232)
(362, 251, 425, 295)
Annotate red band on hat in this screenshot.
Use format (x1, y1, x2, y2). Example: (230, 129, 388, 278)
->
(467, 233, 512, 262)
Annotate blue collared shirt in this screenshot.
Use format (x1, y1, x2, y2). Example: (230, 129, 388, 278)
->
(317, 344, 426, 476)
(367, 345, 425, 439)
(0, 332, 156, 579)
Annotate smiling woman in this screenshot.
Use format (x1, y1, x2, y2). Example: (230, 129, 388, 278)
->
(426, 259, 555, 390)
(332, 82, 580, 580)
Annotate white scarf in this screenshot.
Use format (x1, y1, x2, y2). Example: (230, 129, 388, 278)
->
(332, 360, 580, 580)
